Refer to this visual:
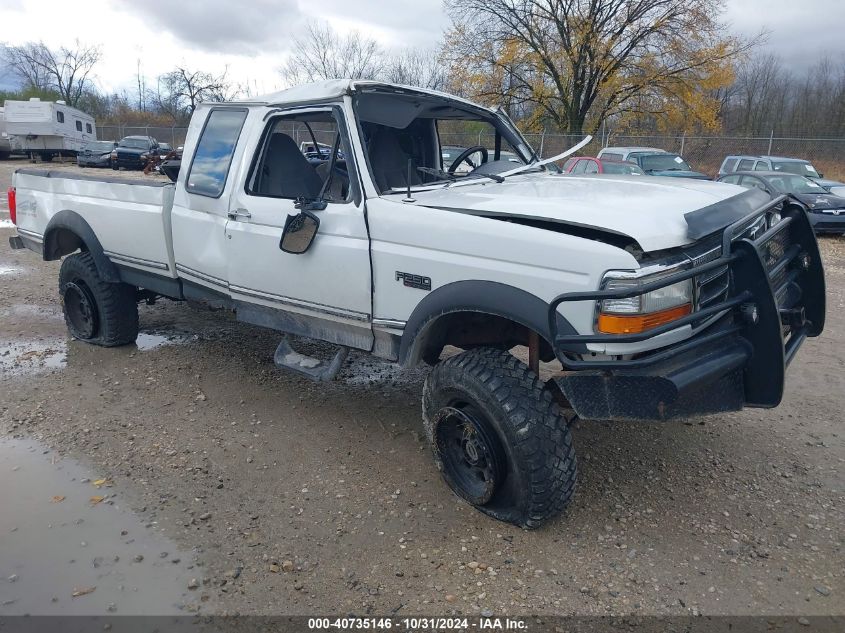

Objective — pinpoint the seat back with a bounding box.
[368,127,422,192]
[259,133,323,199]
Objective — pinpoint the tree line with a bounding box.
[1,0,843,137]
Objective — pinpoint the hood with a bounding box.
[117,147,147,155]
[792,192,845,210]
[405,173,752,252]
[645,170,711,180]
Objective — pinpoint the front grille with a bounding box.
[689,244,730,312]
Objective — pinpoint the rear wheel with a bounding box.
[59,252,139,346]
[422,347,577,529]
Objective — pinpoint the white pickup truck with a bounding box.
[7,80,826,528]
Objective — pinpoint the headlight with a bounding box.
[768,210,782,227]
[140,153,149,160]
[110,151,117,159]
[597,268,693,334]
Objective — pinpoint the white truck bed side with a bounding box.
[12,170,176,277]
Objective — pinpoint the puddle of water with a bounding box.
[0,265,24,276]
[0,304,63,320]
[0,330,196,377]
[0,340,67,376]
[135,331,194,351]
[0,437,204,615]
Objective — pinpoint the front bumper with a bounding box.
[549,199,825,420]
[114,154,146,169]
[808,210,845,234]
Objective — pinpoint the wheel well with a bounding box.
[411,311,555,366]
[44,227,86,260]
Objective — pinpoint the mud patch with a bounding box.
[0,436,205,615]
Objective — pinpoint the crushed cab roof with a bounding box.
[234,79,492,111]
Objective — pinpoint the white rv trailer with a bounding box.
[0,107,11,159]
[4,98,96,160]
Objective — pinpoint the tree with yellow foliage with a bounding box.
[443,0,757,134]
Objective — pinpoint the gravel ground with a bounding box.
[0,157,843,617]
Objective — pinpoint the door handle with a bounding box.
[228,208,251,220]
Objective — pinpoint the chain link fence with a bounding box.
[444,131,845,179]
[98,124,845,180]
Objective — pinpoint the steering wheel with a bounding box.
[447,146,488,174]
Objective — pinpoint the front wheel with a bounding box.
[422,348,577,529]
[59,252,139,346]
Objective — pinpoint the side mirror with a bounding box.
[280,210,320,254]
[818,172,824,178]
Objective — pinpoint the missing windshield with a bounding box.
[353,90,536,194]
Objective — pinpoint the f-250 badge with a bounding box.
[395,271,431,291]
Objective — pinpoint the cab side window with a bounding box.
[247,111,352,204]
[754,160,768,171]
[737,159,754,171]
[583,160,599,174]
[186,108,248,198]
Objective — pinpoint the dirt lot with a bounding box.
[0,157,843,617]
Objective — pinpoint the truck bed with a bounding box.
[12,169,176,278]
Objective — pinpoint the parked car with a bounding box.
[157,142,173,158]
[597,146,666,162]
[563,156,645,175]
[625,152,710,180]
[111,135,159,170]
[76,140,118,168]
[718,155,844,191]
[8,79,825,529]
[718,171,845,234]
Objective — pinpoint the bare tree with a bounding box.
[153,66,236,120]
[383,48,448,90]
[4,40,101,107]
[281,22,382,85]
[443,0,759,133]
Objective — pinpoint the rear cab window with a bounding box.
[601,152,623,161]
[186,108,249,198]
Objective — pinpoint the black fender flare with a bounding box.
[43,210,121,283]
[398,280,584,366]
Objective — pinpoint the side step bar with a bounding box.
[273,336,349,382]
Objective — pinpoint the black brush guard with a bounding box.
[549,198,826,420]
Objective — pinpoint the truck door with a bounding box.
[171,107,249,299]
[225,106,373,350]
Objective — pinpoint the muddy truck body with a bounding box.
[7,80,826,527]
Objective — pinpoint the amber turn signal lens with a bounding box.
[597,303,692,334]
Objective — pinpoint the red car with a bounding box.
[562,156,645,175]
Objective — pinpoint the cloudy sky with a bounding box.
[1,0,842,96]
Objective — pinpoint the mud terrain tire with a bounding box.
[59,252,139,346]
[422,347,577,529]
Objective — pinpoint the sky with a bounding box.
[0,0,842,97]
